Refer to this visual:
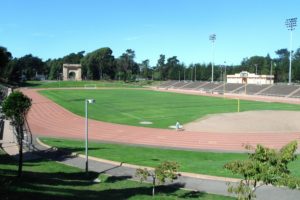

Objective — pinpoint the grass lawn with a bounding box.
[22,80,154,88]
[0,150,234,200]
[40,89,300,128]
[40,138,300,178]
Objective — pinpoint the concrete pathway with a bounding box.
[0,119,19,155]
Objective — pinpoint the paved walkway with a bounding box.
[21,88,300,152]
[0,119,19,155]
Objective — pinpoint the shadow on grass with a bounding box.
[105,175,132,183]
[1,148,232,200]
[20,82,45,88]
[0,152,217,200]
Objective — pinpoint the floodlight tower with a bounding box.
[285,17,297,84]
[209,34,216,82]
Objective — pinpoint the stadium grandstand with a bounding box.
[157,81,300,98]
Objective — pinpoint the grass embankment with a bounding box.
[0,149,234,200]
[22,80,156,88]
[40,138,300,178]
[40,89,300,128]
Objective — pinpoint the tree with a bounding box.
[2,91,32,177]
[156,54,166,80]
[17,54,45,80]
[47,58,63,80]
[0,46,12,79]
[63,51,85,64]
[3,54,45,83]
[3,58,21,83]
[116,49,138,81]
[140,59,150,79]
[292,48,300,82]
[224,141,299,200]
[81,48,115,80]
[135,161,180,196]
[166,56,180,80]
[274,48,289,82]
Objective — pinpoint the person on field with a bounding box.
[176,121,180,131]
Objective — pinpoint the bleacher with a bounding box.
[198,82,223,92]
[158,81,178,88]
[170,81,190,88]
[233,84,270,95]
[224,83,244,92]
[181,81,207,90]
[259,84,300,97]
[213,83,245,93]
[157,81,300,99]
[290,89,300,98]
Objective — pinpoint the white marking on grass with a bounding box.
[169,125,183,129]
[139,121,153,125]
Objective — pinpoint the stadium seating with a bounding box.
[233,84,271,95]
[290,88,300,98]
[259,84,300,97]
[158,81,178,88]
[170,81,190,88]
[180,81,207,90]
[198,82,223,92]
[223,83,245,92]
[157,81,300,99]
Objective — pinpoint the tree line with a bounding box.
[1,45,300,84]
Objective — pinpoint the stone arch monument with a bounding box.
[63,64,82,81]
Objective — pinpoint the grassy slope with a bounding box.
[40,138,300,178]
[0,150,234,200]
[22,80,153,88]
[40,89,300,128]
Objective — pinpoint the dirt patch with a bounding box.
[184,110,300,133]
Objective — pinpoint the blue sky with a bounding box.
[1,0,299,66]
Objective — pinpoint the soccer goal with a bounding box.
[84,84,97,89]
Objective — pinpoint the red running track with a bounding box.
[22,89,300,152]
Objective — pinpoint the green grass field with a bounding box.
[40,138,300,178]
[0,150,234,200]
[40,89,300,128]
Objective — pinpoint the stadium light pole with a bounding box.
[194,65,197,81]
[223,61,227,95]
[85,99,95,174]
[224,61,227,82]
[285,17,297,85]
[209,34,216,82]
[220,65,223,82]
[255,64,258,75]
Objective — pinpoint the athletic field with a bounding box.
[40,89,300,129]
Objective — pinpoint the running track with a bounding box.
[22,88,300,152]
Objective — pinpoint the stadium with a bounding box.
[19,81,300,152]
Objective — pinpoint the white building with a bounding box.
[227,71,274,85]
